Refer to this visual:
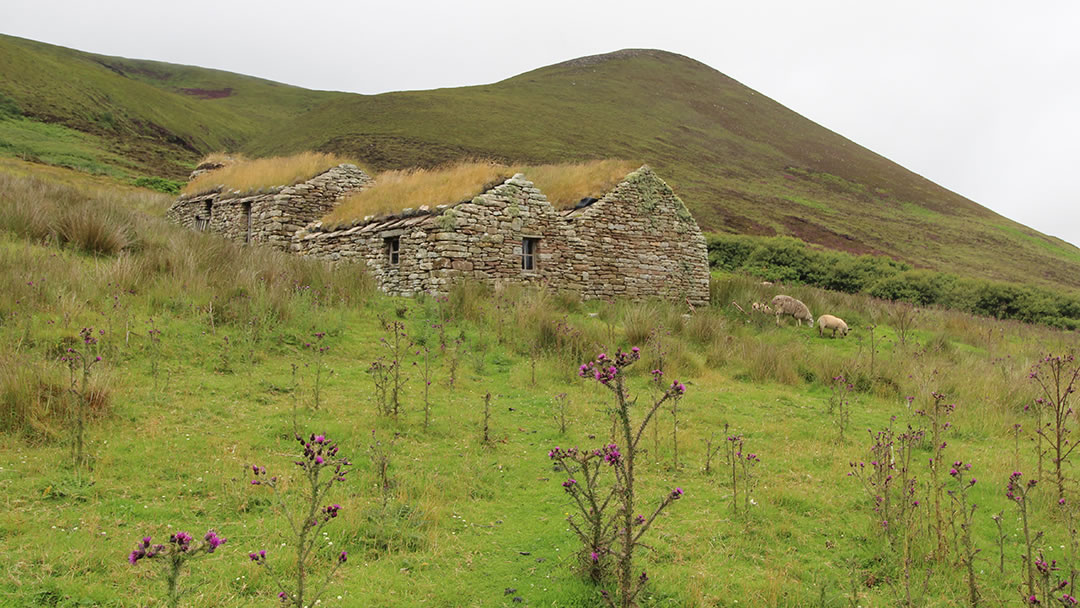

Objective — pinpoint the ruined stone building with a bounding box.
[166,164,371,250]
[168,162,710,305]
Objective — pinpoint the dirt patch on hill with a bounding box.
[780,215,882,256]
[178,88,234,99]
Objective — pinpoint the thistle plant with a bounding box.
[146,317,164,393]
[378,317,411,417]
[893,426,924,607]
[946,460,979,607]
[1029,353,1080,502]
[848,426,896,541]
[724,431,760,514]
[1060,500,1080,601]
[1006,471,1040,602]
[128,529,227,608]
[60,326,103,472]
[548,445,619,582]
[367,358,393,417]
[568,347,686,608]
[702,431,721,475]
[304,332,331,411]
[827,375,854,443]
[889,303,919,347]
[443,330,463,389]
[916,391,955,561]
[413,340,435,430]
[553,392,570,435]
[992,511,1006,575]
[481,392,492,445]
[850,425,923,605]
[368,429,398,507]
[248,432,352,607]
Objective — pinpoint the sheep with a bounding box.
[770,295,813,327]
[817,314,849,338]
[751,301,774,315]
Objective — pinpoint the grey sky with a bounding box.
[6,0,1080,248]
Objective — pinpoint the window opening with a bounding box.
[522,237,539,271]
[386,236,400,265]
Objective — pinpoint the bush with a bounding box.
[707,231,1080,330]
[133,176,183,194]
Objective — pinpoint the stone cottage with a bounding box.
[166,164,371,250]
[291,166,711,305]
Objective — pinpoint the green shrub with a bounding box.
[707,231,1080,330]
[132,176,183,194]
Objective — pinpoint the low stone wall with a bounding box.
[292,168,710,304]
[166,164,371,249]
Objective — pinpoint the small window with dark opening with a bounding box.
[386,236,400,265]
[522,237,539,271]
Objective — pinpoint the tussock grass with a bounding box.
[0,352,112,442]
[322,159,639,228]
[182,152,357,196]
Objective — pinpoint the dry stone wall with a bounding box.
[290,167,710,304]
[166,164,371,249]
[292,175,568,296]
[562,168,710,304]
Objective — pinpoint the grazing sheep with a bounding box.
[817,314,849,338]
[751,301,774,315]
[770,295,813,327]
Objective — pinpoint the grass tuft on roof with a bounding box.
[182,151,359,196]
[521,159,640,209]
[322,159,639,228]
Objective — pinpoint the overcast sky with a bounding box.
[6,0,1080,247]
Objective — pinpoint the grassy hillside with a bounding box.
[247,49,1080,291]
[3,36,1080,293]
[4,169,1080,606]
[0,34,340,179]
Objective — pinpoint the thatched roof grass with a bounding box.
[322,159,639,228]
[183,152,359,196]
[521,159,639,208]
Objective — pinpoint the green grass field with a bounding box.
[3,169,1080,607]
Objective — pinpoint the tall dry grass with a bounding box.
[325,161,508,228]
[1,171,375,324]
[182,152,358,196]
[521,159,639,208]
[0,351,112,442]
[323,158,641,228]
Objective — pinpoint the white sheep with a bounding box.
[751,301,774,315]
[770,295,813,327]
[817,314,849,338]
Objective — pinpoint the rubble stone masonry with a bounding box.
[289,167,710,305]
